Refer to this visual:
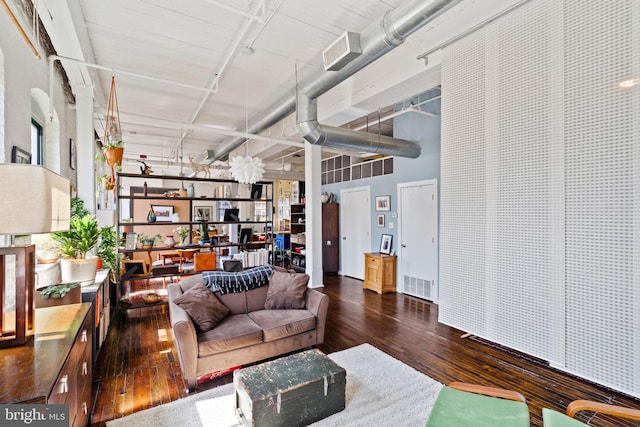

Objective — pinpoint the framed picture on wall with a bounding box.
[380,233,392,255]
[11,146,31,164]
[375,195,390,211]
[69,139,77,170]
[377,214,385,228]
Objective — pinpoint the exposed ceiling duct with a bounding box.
[213,0,461,161]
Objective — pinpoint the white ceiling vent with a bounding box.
[323,32,362,71]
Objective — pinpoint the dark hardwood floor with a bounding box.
[90,275,640,426]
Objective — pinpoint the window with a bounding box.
[31,119,43,165]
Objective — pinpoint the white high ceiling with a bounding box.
[34,0,519,178]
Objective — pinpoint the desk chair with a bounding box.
[543,400,640,426]
[426,382,530,427]
[176,249,198,272]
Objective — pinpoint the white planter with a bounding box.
[60,258,99,284]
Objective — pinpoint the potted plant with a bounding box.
[138,233,161,250]
[101,140,124,167]
[35,282,81,308]
[97,173,116,192]
[50,214,101,283]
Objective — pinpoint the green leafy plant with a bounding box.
[38,282,80,299]
[51,214,101,259]
[138,233,161,247]
[98,225,120,281]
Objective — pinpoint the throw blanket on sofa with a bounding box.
[202,265,273,295]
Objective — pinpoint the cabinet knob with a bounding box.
[59,375,68,394]
[82,362,88,376]
[82,402,88,415]
[81,330,88,342]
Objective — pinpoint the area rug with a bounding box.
[107,343,443,427]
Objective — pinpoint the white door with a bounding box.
[398,180,438,301]
[340,186,371,280]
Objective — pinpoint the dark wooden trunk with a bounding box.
[234,349,346,426]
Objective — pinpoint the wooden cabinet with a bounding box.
[81,269,111,365]
[0,303,92,427]
[363,253,397,294]
[322,203,339,274]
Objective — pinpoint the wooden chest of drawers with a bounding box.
[363,253,397,294]
[0,303,92,427]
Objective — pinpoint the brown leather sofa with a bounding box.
[168,272,329,391]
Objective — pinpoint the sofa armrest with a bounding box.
[168,283,199,388]
[306,288,329,344]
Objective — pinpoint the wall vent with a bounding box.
[323,32,362,71]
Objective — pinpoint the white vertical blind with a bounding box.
[439,0,639,397]
[562,0,639,396]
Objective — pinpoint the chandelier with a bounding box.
[229,155,265,184]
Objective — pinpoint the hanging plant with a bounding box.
[101,76,124,189]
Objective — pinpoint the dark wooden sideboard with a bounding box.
[0,303,92,427]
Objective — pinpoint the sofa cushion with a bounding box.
[248,309,316,342]
[173,283,230,332]
[246,285,270,313]
[176,273,205,293]
[197,314,263,357]
[264,270,309,309]
[216,291,248,314]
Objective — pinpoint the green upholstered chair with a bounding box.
[543,400,640,426]
[426,382,530,427]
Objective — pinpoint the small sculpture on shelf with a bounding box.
[137,159,153,175]
[189,156,211,178]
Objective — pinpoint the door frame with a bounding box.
[397,179,438,302]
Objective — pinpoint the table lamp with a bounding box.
[0,164,70,347]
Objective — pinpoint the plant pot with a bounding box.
[104,147,124,167]
[35,285,81,308]
[60,258,99,284]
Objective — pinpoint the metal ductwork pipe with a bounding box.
[296,92,421,158]
[213,0,460,160]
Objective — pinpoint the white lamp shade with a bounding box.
[0,164,71,234]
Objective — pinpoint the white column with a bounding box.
[304,142,323,287]
[74,84,96,213]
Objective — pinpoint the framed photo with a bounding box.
[193,205,212,221]
[151,204,174,222]
[377,214,385,228]
[122,260,148,277]
[11,146,31,164]
[69,139,76,170]
[380,233,392,255]
[375,195,390,211]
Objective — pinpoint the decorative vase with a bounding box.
[321,192,329,203]
[164,235,175,248]
[171,213,180,222]
[147,206,156,223]
[60,258,99,284]
[187,183,195,198]
[179,235,188,246]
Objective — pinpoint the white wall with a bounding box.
[0,6,76,186]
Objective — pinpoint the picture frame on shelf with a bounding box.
[122,260,148,277]
[377,214,385,228]
[193,205,212,221]
[11,146,31,164]
[375,195,390,211]
[151,205,174,222]
[380,233,392,255]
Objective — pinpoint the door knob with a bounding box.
[401,244,406,248]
